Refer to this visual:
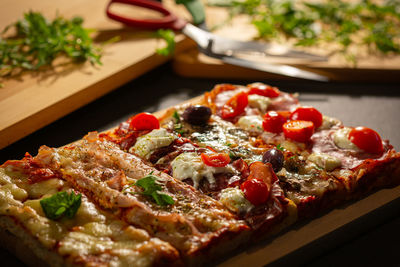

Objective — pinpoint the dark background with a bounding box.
[1,63,400,266]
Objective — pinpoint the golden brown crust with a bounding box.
[1,82,400,267]
[0,216,68,267]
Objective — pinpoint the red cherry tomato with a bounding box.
[277,111,292,120]
[263,111,287,133]
[290,106,323,128]
[240,179,270,205]
[248,161,278,185]
[248,84,280,98]
[129,112,160,131]
[283,120,315,142]
[349,126,384,154]
[201,152,231,167]
[221,91,248,120]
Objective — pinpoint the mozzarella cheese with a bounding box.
[318,115,341,130]
[236,115,263,134]
[170,152,237,188]
[219,187,254,213]
[248,94,271,113]
[333,127,361,151]
[0,167,177,266]
[130,128,176,159]
[308,152,342,171]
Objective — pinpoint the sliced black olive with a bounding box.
[262,148,284,173]
[182,105,211,126]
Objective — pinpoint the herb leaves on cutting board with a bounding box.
[209,0,400,62]
[0,12,103,77]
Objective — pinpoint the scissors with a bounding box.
[106,0,329,81]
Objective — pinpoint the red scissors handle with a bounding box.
[106,0,186,30]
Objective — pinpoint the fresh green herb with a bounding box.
[229,150,240,160]
[225,142,232,147]
[174,123,185,134]
[40,191,81,220]
[276,144,284,151]
[155,29,176,56]
[134,174,174,206]
[0,11,104,77]
[172,110,181,122]
[213,0,400,61]
[176,0,206,25]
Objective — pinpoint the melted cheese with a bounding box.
[219,187,254,213]
[236,115,263,134]
[0,167,178,266]
[333,127,362,151]
[170,152,237,188]
[248,94,271,113]
[318,115,341,130]
[308,152,342,171]
[28,178,65,199]
[130,128,176,159]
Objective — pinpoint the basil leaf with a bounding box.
[135,174,175,206]
[40,191,82,220]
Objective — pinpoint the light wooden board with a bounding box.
[172,6,400,82]
[0,0,194,150]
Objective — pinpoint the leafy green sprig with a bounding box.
[125,173,175,206]
[40,191,82,220]
[0,11,103,77]
[214,0,400,60]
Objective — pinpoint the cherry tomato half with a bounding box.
[248,161,278,185]
[129,112,160,131]
[283,120,315,142]
[277,111,292,120]
[290,106,323,129]
[349,126,384,154]
[201,152,231,167]
[240,179,270,205]
[247,83,280,98]
[263,111,287,133]
[220,91,248,120]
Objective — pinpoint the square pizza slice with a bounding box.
[7,133,250,264]
[0,154,180,266]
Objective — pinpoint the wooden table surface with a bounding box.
[1,63,400,266]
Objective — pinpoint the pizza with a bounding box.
[1,82,399,266]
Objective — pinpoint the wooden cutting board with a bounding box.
[172,6,400,82]
[0,0,194,150]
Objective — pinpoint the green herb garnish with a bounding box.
[134,174,175,206]
[174,123,185,134]
[213,0,400,61]
[0,12,104,77]
[173,110,181,122]
[229,150,240,160]
[276,144,284,151]
[155,29,176,56]
[40,191,82,220]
